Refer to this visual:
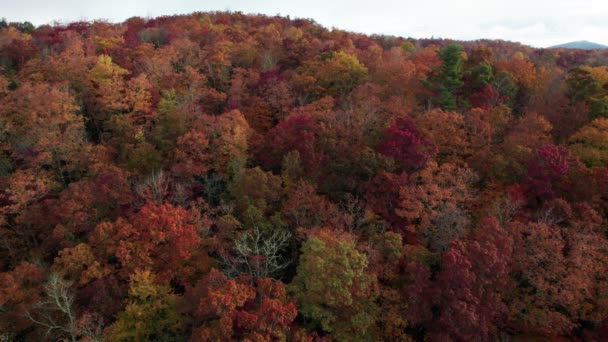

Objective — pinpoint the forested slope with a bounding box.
[1,12,608,341]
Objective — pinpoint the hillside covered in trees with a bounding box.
[2,12,608,341]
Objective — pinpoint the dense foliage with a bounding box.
[1,12,608,341]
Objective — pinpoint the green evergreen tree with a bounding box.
[432,44,465,110]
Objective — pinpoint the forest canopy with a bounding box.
[1,11,608,341]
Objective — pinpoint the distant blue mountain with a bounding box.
[549,40,608,50]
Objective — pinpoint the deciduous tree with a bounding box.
[290,229,378,340]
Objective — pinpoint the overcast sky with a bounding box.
[2,0,608,48]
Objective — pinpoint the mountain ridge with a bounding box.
[549,40,608,50]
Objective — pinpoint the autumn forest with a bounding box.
[2,11,608,341]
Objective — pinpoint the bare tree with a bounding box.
[342,194,365,233]
[536,205,565,227]
[0,331,14,342]
[134,170,169,205]
[171,181,190,207]
[492,195,524,227]
[26,274,103,342]
[223,226,291,281]
[26,274,78,342]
